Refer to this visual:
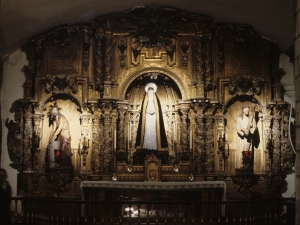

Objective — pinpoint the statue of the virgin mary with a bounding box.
[135,83,168,151]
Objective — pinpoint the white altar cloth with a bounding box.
[81,181,226,200]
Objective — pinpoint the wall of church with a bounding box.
[1,49,27,196]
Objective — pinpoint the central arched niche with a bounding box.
[125,73,182,103]
[125,72,181,164]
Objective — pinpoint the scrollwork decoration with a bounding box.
[45,74,78,94]
[229,75,263,96]
[118,38,127,68]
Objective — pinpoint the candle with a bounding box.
[114,129,117,149]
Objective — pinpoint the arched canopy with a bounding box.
[118,67,189,100]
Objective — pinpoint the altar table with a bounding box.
[81,181,226,218]
[81,181,226,201]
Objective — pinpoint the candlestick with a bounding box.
[173,121,176,141]
[190,129,192,151]
[227,143,230,155]
[114,129,117,149]
[174,141,177,163]
[129,122,131,141]
[191,146,193,170]
[225,133,227,141]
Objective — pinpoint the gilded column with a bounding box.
[204,36,214,99]
[189,105,196,171]
[204,112,215,173]
[100,103,113,173]
[271,108,281,173]
[117,102,129,151]
[215,110,225,172]
[94,28,104,93]
[103,34,113,98]
[23,104,33,172]
[79,109,91,172]
[165,109,174,154]
[130,106,140,155]
[91,106,102,174]
[195,35,205,98]
[179,104,190,153]
[32,102,45,171]
[263,105,273,171]
[191,102,205,173]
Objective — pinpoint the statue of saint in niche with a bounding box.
[235,104,256,168]
[136,83,168,151]
[48,104,73,168]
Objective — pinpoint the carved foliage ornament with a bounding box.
[6,100,33,171]
[45,74,78,94]
[90,7,189,61]
[229,75,263,96]
[128,8,178,50]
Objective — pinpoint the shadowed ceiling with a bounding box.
[0,0,294,59]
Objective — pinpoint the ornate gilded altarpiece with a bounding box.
[6,7,295,199]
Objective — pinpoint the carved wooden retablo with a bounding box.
[5,7,294,199]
